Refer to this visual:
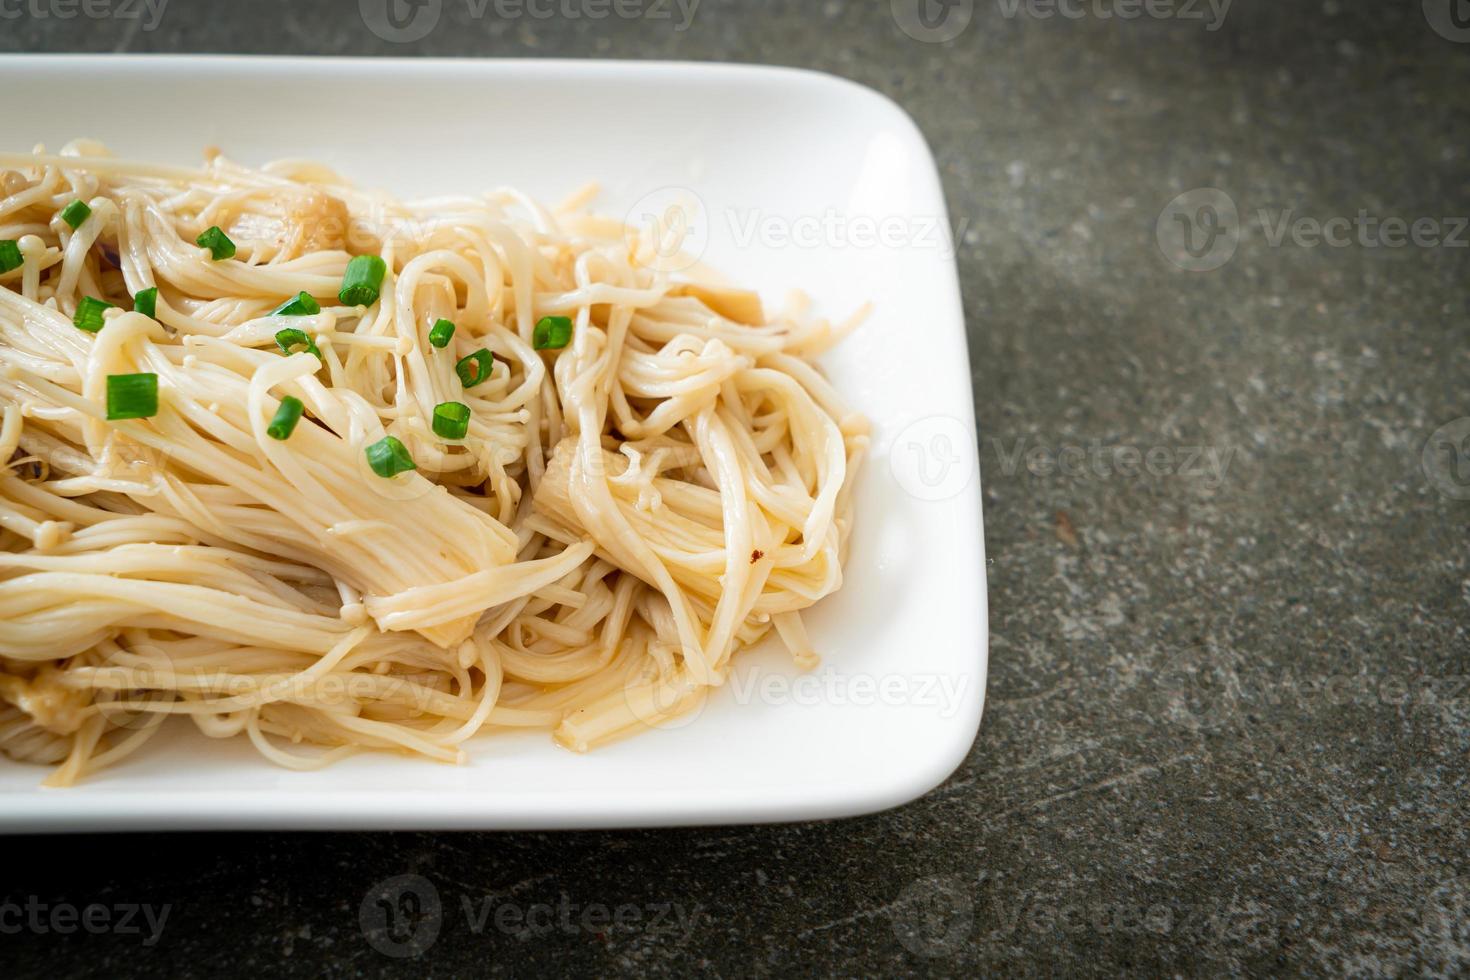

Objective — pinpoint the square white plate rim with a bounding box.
[0,54,987,831]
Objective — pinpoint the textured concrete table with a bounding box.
[6,1,1469,975]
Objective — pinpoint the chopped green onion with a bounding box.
[0,240,22,274]
[338,255,386,307]
[274,327,322,361]
[267,396,305,440]
[455,349,495,388]
[195,226,236,260]
[428,318,456,349]
[73,296,113,333]
[105,373,158,420]
[365,435,415,478]
[533,315,573,350]
[133,286,158,319]
[432,401,471,440]
[271,291,321,317]
[60,200,91,229]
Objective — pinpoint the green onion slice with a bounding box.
[60,200,91,229]
[73,296,114,333]
[432,401,471,440]
[455,349,495,388]
[365,435,416,478]
[533,315,573,350]
[267,396,305,440]
[133,286,159,319]
[195,226,236,260]
[271,292,321,317]
[338,255,387,307]
[274,327,322,361]
[0,240,22,274]
[106,373,158,420]
[428,318,456,349]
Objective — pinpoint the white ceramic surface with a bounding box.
[0,55,986,830]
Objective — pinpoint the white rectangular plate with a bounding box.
[0,55,986,830]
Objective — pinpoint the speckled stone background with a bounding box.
[4,0,1469,976]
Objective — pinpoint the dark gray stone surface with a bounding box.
[4,1,1469,976]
